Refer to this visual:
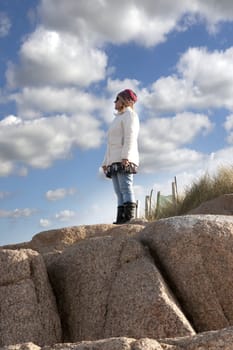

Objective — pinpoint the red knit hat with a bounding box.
[118,89,137,103]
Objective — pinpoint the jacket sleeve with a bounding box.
[102,139,108,166]
[102,153,107,167]
[121,110,139,161]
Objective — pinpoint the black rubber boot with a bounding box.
[113,206,125,224]
[124,202,137,222]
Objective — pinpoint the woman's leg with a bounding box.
[118,173,136,221]
[111,174,125,224]
[111,174,124,206]
[117,173,135,204]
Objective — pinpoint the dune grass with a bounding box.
[152,165,233,220]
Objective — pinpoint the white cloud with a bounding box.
[207,147,233,171]
[224,114,233,144]
[139,112,213,173]
[38,0,233,47]
[46,187,76,201]
[12,87,105,119]
[141,112,212,150]
[55,209,76,221]
[39,218,51,227]
[224,114,233,131]
[7,27,107,88]
[0,113,104,176]
[39,0,187,47]
[141,147,206,174]
[144,47,233,113]
[140,112,212,150]
[0,208,36,219]
[0,12,11,37]
[178,47,233,98]
[0,161,15,177]
[0,115,22,126]
[194,0,233,32]
[40,210,77,227]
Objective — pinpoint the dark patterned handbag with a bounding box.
[105,162,138,178]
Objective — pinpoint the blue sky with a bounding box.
[1,0,233,245]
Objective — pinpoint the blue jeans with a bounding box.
[111,172,135,206]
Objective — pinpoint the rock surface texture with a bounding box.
[48,236,194,342]
[139,215,233,332]
[3,327,233,349]
[2,210,233,349]
[188,193,233,215]
[0,249,62,347]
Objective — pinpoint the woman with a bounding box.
[102,89,140,224]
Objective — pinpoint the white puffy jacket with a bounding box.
[102,106,139,166]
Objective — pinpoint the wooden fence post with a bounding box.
[145,195,150,219]
[135,200,140,218]
[144,177,179,220]
[155,191,161,217]
[172,182,176,203]
[174,176,178,202]
[149,189,153,217]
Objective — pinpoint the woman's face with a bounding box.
[114,96,124,112]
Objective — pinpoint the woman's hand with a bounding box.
[102,165,107,173]
[122,159,129,166]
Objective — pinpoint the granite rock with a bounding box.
[48,236,194,342]
[0,249,62,347]
[139,215,233,332]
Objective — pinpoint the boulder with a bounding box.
[139,215,233,332]
[2,344,41,350]
[48,235,194,342]
[0,249,62,347]
[162,326,233,349]
[0,338,164,350]
[4,327,233,349]
[189,193,233,215]
[1,224,146,273]
[2,223,145,256]
[4,215,233,348]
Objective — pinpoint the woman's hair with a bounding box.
[118,89,137,107]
